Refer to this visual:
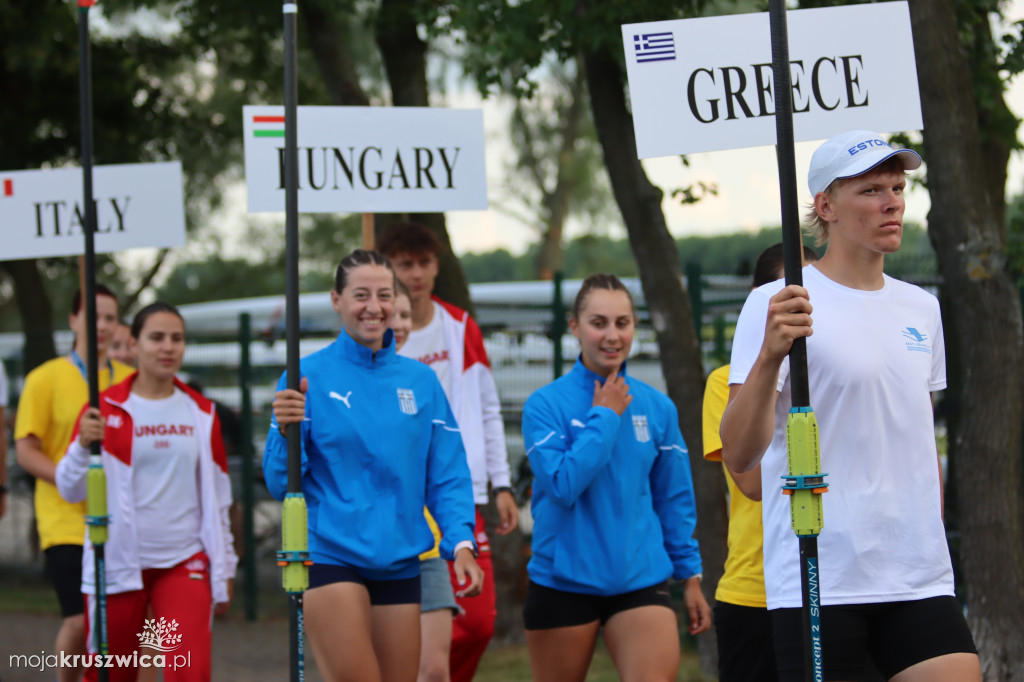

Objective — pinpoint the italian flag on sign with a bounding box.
[252,115,285,138]
[2,179,11,197]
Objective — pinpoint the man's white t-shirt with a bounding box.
[729,265,954,609]
[0,362,7,407]
[400,302,454,400]
[127,389,203,569]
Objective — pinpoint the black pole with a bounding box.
[552,272,564,379]
[284,13,300,487]
[78,3,99,438]
[768,3,823,681]
[239,313,258,622]
[282,3,305,682]
[78,2,109,679]
[768,1,809,405]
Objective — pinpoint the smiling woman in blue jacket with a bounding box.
[521,273,711,682]
[263,249,483,682]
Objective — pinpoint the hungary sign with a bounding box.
[243,106,488,213]
[622,2,922,158]
[0,162,186,261]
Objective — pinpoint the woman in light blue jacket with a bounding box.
[521,273,710,682]
[264,249,483,682]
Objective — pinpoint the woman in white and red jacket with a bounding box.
[57,302,237,682]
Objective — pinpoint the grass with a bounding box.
[0,568,713,681]
[0,569,59,614]
[475,641,711,681]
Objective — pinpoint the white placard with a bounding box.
[243,106,488,213]
[0,161,186,261]
[623,2,922,158]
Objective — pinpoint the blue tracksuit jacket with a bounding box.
[263,328,475,578]
[522,358,703,595]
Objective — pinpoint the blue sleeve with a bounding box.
[651,400,703,580]
[522,390,620,508]
[262,370,310,501]
[424,382,476,560]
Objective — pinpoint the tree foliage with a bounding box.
[459,224,936,283]
[496,58,616,279]
[0,0,256,366]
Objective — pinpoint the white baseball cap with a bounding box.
[808,130,922,196]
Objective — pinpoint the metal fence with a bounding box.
[0,270,898,617]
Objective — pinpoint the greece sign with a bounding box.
[243,106,488,213]
[0,161,186,261]
[622,2,922,158]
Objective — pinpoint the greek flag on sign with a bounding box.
[633,32,676,63]
[633,415,651,443]
[397,388,417,415]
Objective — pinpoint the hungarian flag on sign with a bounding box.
[252,115,285,138]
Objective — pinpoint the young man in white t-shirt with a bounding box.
[379,222,517,682]
[720,131,980,682]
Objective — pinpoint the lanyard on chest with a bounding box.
[70,349,114,387]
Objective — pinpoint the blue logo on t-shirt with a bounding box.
[902,327,930,353]
[902,327,926,342]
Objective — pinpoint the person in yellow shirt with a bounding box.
[703,244,815,682]
[15,284,134,682]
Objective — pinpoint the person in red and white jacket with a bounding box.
[57,302,237,682]
[380,223,517,682]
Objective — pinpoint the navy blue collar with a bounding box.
[569,355,628,389]
[335,327,396,368]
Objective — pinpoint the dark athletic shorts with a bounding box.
[714,601,778,682]
[523,580,673,630]
[44,545,85,618]
[772,596,977,681]
[308,563,421,605]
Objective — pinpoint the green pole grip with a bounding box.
[785,408,826,537]
[279,493,309,594]
[86,456,109,544]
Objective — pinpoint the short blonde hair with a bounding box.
[803,201,830,247]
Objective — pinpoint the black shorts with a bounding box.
[308,563,421,606]
[523,580,672,630]
[44,545,84,618]
[772,596,977,681]
[714,601,778,682]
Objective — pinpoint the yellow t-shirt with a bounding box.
[419,508,442,561]
[14,356,134,550]
[702,364,767,608]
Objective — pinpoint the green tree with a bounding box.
[0,0,266,368]
[155,214,360,305]
[460,248,528,283]
[491,58,616,279]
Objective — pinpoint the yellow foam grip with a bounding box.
[786,409,825,537]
